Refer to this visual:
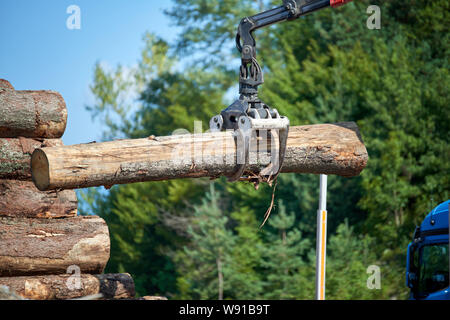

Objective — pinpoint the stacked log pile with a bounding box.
[0,79,135,300]
[1,78,368,300]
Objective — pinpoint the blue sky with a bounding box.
[0,0,178,145]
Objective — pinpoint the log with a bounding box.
[0,138,62,180]
[0,180,77,218]
[0,79,67,138]
[31,122,368,191]
[0,284,26,300]
[0,79,14,91]
[132,296,168,300]
[0,273,135,300]
[0,216,110,276]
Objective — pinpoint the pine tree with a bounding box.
[325,221,387,299]
[259,201,310,299]
[227,207,265,299]
[174,183,236,300]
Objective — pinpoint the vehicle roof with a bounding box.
[421,200,449,232]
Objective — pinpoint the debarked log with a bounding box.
[0,180,77,218]
[0,273,135,300]
[31,122,368,191]
[0,216,110,276]
[0,138,62,180]
[0,79,67,138]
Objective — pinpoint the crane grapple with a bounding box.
[210,0,353,184]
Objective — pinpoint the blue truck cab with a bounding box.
[406,200,449,300]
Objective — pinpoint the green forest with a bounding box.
[79,0,449,299]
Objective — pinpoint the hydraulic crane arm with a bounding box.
[239,0,350,39]
[210,0,352,185]
[237,0,352,92]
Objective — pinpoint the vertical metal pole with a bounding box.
[315,174,328,300]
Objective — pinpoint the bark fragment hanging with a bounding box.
[259,180,278,229]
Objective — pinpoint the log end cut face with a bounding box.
[31,149,50,191]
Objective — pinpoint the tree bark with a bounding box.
[0,273,135,300]
[0,79,14,91]
[124,296,168,300]
[0,79,67,138]
[0,180,77,218]
[0,138,62,180]
[0,284,26,300]
[0,216,110,276]
[31,122,368,191]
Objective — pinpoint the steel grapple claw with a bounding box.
[209,101,289,183]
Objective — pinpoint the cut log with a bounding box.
[0,180,77,218]
[0,79,14,90]
[0,216,110,276]
[132,296,168,300]
[31,122,368,191]
[0,273,135,300]
[0,284,26,300]
[0,138,62,180]
[0,79,67,138]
